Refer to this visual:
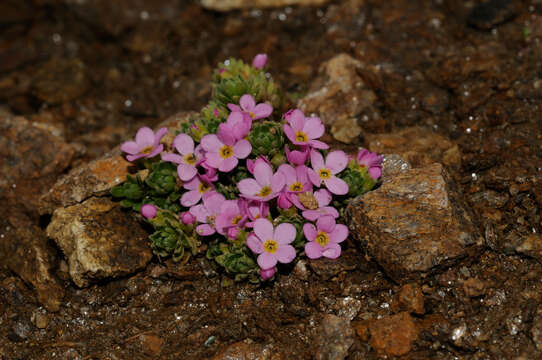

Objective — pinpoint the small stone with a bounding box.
[292,260,310,281]
[463,278,487,297]
[11,319,32,341]
[211,341,282,360]
[369,127,462,169]
[313,314,355,360]
[394,283,424,315]
[380,154,411,183]
[308,251,358,280]
[513,234,542,264]
[346,163,481,282]
[200,0,330,11]
[367,312,419,357]
[31,311,49,329]
[46,197,152,287]
[298,54,380,140]
[139,334,164,356]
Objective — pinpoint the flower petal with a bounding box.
[316,215,336,233]
[308,140,329,150]
[324,177,349,195]
[240,94,256,111]
[330,224,348,243]
[326,150,349,174]
[173,133,194,155]
[305,242,323,259]
[228,104,241,112]
[219,156,238,172]
[161,153,183,164]
[153,127,168,146]
[233,139,251,159]
[254,218,274,242]
[126,153,147,162]
[238,178,261,196]
[189,204,209,222]
[310,150,324,170]
[146,144,164,158]
[369,166,382,180]
[254,161,273,186]
[283,124,297,144]
[196,224,215,236]
[314,189,332,206]
[252,103,273,119]
[307,168,321,187]
[135,127,154,146]
[120,141,141,155]
[288,109,305,130]
[246,234,264,254]
[201,134,222,152]
[303,223,317,241]
[273,223,297,244]
[183,176,200,190]
[204,193,226,214]
[275,244,296,264]
[322,243,341,259]
[304,117,324,139]
[270,173,285,193]
[177,163,197,181]
[257,252,277,269]
[278,164,296,184]
[301,210,321,222]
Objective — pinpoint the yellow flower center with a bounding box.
[206,215,216,225]
[318,168,332,180]
[141,146,154,154]
[249,112,256,119]
[295,131,308,143]
[232,215,243,225]
[198,182,210,194]
[264,239,278,253]
[184,153,197,165]
[289,182,304,192]
[219,145,234,159]
[259,186,272,198]
[315,231,330,247]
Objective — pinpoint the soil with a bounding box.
[1,0,541,359]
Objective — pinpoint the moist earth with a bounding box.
[1,0,541,359]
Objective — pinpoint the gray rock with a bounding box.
[346,163,482,282]
[46,197,152,287]
[313,314,354,360]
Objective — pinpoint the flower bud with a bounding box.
[141,204,157,219]
[252,54,267,69]
[180,211,195,225]
[260,267,275,280]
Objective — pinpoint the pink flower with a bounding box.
[240,200,269,227]
[252,53,268,69]
[141,204,157,219]
[283,109,328,150]
[199,162,219,183]
[308,150,349,195]
[303,215,348,259]
[189,192,226,236]
[260,267,275,280]
[276,164,312,209]
[200,132,251,172]
[238,161,285,201]
[215,200,247,236]
[227,94,273,121]
[247,156,270,174]
[301,189,339,221]
[180,211,195,225]
[357,149,383,180]
[246,218,297,270]
[161,133,202,181]
[180,176,215,207]
[218,111,251,141]
[121,127,168,162]
[285,145,309,165]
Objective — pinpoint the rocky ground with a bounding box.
[1,0,541,359]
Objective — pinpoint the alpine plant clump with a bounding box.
[112,54,383,282]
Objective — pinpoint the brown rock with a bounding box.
[514,234,542,264]
[298,54,379,143]
[313,314,354,360]
[0,115,75,211]
[0,219,64,312]
[531,313,542,351]
[211,341,283,360]
[463,278,487,297]
[394,283,424,315]
[369,127,461,169]
[380,154,411,183]
[367,312,419,357]
[201,0,330,12]
[39,111,196,214]
[46,197,152,287]
[138,334,164,356]
[346,163,481,282]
